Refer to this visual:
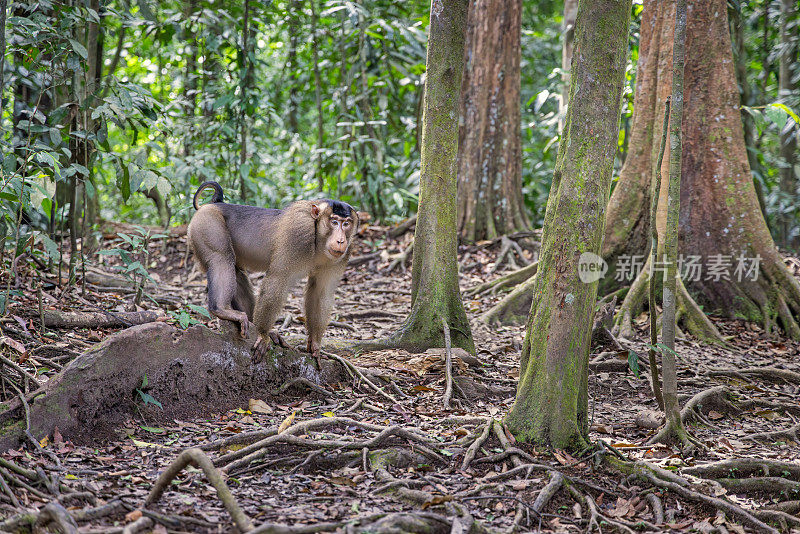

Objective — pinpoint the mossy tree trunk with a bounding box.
[504,0,631,449]
[455,0,529,243]
[658,0,693,447]
[609,0,800,340]
[559,0,578,133]
[389,0,474,354]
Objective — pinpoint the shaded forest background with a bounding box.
[2,0,796,290]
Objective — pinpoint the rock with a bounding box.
[635,409,664,430]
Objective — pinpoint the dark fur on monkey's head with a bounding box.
[322,199,356,220]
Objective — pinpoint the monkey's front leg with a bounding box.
[252,273,292,362]
[304,266,344,365]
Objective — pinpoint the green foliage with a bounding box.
[135,374,163,409]
[98,226,164,305]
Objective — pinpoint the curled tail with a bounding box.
[192,181,224,210]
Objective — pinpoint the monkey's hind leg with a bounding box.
[232,267,255,320]
[207,260,251,338]
[304,266,345,362]
[252,272,294,361]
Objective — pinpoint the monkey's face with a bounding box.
[311,202,358,260]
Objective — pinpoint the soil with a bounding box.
[0,224,798,533]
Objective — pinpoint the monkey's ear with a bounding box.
[311,203,320,219]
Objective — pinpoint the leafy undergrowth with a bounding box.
[0,224,799,533]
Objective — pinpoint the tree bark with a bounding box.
[389,0,474,353]
[504,0,631,449]
[659,0,691,445]
[778,0,797,250]
[559,0,578,133]
[606,0,800,339]
[456,0,529,243]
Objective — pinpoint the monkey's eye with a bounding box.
[331,220,340,227]
[342,221,351,229]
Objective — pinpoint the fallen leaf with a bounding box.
[249,399,274,414]
[707,410,724,420]
[278,411,296,434]
[125,510,142,522]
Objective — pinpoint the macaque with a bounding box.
[187,181,358,360]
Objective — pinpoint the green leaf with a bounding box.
[765,104,788,130]
[188,304,211,318]
[627,351,641,378]
[178,311,190,328]
[771,103,799,124]
[137,390,163,409]
[49,128,61,146]
[140,426,165,434]
[68,39,89,60]
[40,234,61,262]
[141,374,149,388]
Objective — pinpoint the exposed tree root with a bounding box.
[705,367,800,385]
[460,418,493,471]
[214,418,443,474]
[747,423,800,443]
[682,458,800,479]
[612,265,724,343]
[532,471,564,515]
[383,241,413,273]
[34,501,79,534]
[488,235,531,274]
[466,261,537,297]
[609,458,779,534]
[481,271,537,325]
[146,447,254,532]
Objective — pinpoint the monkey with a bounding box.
[187,181,358,361]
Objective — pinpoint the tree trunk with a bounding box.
[559,0,578,133]
[659,0,692,446]
[456,0,529,243]
[389,0,474,354]
[239,0,253,203]
[607,0,800,340]
[504,0,631,449]
[778,0,797,250]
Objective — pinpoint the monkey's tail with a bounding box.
[192,181,224,210]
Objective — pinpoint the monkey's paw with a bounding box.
[269,331,290,349]
[306,339,323,367]
[238,319,250,339]
[253,334,270,362]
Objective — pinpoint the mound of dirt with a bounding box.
[2,322,343,447]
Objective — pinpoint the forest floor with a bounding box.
[0,222,799,533]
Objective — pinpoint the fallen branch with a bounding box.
[42,310,163,329]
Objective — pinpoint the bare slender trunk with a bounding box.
[660,0,688,443]
[559,0,578,133]
[504,0,631,449]
[389,0,474,354]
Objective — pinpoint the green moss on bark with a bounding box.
[504,0,632,450]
